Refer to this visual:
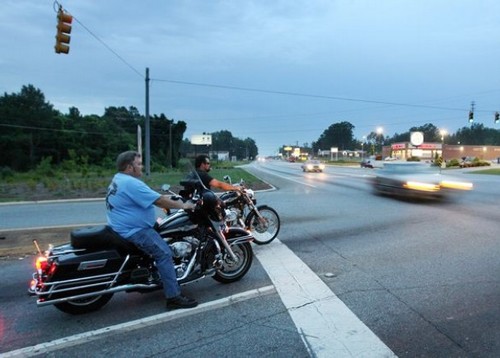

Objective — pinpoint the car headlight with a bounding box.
[319,164,325,170]
[440,180,473,190]
[403,181,440,192]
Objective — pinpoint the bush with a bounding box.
[457,157,491,168]
[35,157,56,177]
[0,166,14,180]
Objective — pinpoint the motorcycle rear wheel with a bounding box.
[54,293,114,315]
[213,242,253,283]
[245,205,280,245]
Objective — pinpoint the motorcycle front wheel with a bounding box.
[245,205,280,245]
[213,242,253,284]
[54,293,114,315]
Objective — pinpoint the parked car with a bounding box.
[372,162,473,200]
[459,158,474,168]
[301,160,325,172]
[360,159,374,168]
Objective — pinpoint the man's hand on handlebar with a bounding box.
[182,200,196,211]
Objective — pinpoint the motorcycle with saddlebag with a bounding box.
[28,178,254,314]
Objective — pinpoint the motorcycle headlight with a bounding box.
[225,209,238,222]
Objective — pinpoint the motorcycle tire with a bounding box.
[245,205,280,245]
[54,293,114,315]
[213,242,253,284]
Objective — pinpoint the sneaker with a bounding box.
[166,294,198,310]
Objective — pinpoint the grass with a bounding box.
[0,160,266,202]
[145,165,264,191]
[467,168,500,175]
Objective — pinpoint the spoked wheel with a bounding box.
[54,293,114,315]
[245,205,280,245]
[213,242,253,283]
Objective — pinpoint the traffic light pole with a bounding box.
[145,67,151,177]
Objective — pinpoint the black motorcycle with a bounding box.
[28,178,254,314]
[220,176,280,245]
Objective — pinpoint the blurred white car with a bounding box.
[372,162,473,199]
[301,160,325,172]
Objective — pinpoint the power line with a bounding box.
[0,123,103,135]
[73,17,143,79]
[152,77,472,112]
[0,122,171,138]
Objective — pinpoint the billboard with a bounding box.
[191,134,212,145]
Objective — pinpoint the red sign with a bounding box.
[392,143,406,150]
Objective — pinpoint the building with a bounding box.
[382,143,500,162]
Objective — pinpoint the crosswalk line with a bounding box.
[254,239,397,358]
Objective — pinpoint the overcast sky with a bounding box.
[2,0,500,156]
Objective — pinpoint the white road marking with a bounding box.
[1,286,275,357]
[247,164,318,188]
[254,239,397,358]
[4,236,396,358]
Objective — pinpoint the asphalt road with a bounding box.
[1,160,499,357]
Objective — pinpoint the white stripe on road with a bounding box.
[247,164,318,188]
[1,286,275,357]
[254,239,397,358]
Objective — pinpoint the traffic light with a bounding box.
[55,9,72,54]
[495,112,499,124]
[468,110,474,123]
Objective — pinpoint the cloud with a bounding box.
[2,0,500,155]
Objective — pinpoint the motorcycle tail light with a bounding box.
[35,256,55,275]
[35,256,48,271]
[29,279,38,293]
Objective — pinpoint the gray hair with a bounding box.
[116,151,140,172]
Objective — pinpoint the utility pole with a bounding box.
[145,67,150,177]
[169,120,173,168]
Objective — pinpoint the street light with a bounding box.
[440,129,447,167]
[361,135,366,159]
[440,129,447,142]
[376,127,383,156]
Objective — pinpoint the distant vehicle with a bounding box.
[372,162,473,200]
[301,160,325,172]
[459,158,474,168]
[360,159,374,168]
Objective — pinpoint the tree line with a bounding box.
[303,121,500,156]
[0,85,258,172]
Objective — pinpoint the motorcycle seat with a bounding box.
[70,225,143,256]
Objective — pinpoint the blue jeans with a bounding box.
[126,228,181,299]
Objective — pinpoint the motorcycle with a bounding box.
[220,175,280,245]
[28,178,254,315]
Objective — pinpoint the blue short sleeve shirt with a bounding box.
[106,173,161,238]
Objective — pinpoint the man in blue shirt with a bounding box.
[106,151,197,310]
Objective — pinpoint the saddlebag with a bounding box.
[42,225,144,281]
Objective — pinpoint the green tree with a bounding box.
[0,84,57,170]
[312,121,356,153]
